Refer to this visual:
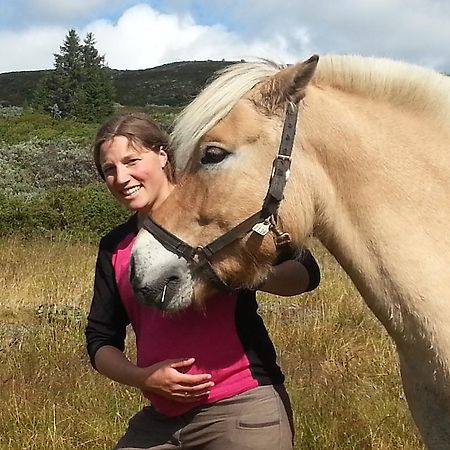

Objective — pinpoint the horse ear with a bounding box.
[255,55,319,109]
[287,54,319,103]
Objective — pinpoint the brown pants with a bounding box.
[114,385,294,450]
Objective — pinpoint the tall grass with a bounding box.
[0,236,423,449]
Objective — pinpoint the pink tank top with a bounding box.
[112,233,258,416]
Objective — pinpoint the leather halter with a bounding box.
[141,102,299,290]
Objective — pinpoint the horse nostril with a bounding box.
[157,276,181,306]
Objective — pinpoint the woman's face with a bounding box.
[99,135,173,212]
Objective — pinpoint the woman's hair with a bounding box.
[93,113,175,182]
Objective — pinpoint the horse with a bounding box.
[129,54,450,449]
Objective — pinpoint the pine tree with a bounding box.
[55,29,84,118]
[32,29,114,122]
[74,33,114,121]
[32,29,82,118]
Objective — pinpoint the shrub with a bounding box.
[0,111,96,144]
[0,184,130,237]
[0,106,23,118]
[0,138,99,197]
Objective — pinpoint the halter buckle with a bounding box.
[269,217,292,248]
[274,232,291,248]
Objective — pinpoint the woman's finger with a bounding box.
[169,357,195,368]
[176,372,213,386]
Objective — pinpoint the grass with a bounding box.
[0,236,424,449]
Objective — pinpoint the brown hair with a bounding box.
[93,113,175,182]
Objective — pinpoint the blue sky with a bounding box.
[0,0,449,73]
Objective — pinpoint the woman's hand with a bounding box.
[95,347,213,403]
[139,357,214,402]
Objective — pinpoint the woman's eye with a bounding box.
[127,158,140,166]
[200,146,230,165]
[102,166,114,175]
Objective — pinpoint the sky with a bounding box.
[0,0,449,74]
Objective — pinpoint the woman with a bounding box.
[85,113,320,450]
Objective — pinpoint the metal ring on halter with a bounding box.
[184,391,189,398]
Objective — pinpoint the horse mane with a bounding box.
[315,55,450,125]
[171,55,450,170]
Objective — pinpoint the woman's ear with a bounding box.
[159,148,168,168]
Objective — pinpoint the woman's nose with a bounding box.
[115,165,130,184]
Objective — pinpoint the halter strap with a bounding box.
[141,102,299,289]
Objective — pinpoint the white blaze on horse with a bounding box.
[130,54,450,449]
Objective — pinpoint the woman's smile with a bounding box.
[121,185,142,198]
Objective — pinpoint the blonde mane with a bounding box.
[315,55,450,124]
[171,55,450,170]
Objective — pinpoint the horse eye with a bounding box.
[200,146,230,165]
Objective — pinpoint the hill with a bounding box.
[0,60,236,107]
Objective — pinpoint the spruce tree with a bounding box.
[73,33,114,121]
[32,29,114,122]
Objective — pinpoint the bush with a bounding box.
[0,106,23,118]
[0,184,130,237]
[0,138,99,197]
[0,111,96,144]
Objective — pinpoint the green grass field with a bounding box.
[0,236,424,449]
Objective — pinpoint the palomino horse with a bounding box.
[130,55,450,449]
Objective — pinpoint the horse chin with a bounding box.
[192,278,221,308]
[158,282,195,312]
[213,251,273,292]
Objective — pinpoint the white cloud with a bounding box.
[160,0,450,71]
[0,1,449,73]
[0,3,306,73]
[82,4,307,69]
[0,27,66,72]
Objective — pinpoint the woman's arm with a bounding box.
[259,247,321,296]
[94,346,214,402]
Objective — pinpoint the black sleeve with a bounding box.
[85,240,130,370]
[295,247,321,292]
[274,244,321,292]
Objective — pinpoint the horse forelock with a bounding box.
[171,60,284,171]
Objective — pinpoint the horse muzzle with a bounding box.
[130,229,195,311]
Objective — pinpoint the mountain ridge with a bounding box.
[0,60,237,108]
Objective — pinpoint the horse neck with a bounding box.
[288,85,447,332]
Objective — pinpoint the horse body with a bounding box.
[301,85,450,448]
[130,55,450,448]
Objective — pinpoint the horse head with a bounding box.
[130,55,320,311]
